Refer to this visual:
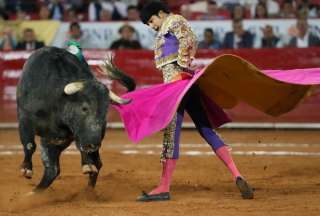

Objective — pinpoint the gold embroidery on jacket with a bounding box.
[154,14,197,69]
[161,63,182,83]
[155,53,179,69]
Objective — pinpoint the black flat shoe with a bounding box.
[236,177,254,199]
[136,191,170,202]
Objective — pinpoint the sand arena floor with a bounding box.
[0,129,320,216]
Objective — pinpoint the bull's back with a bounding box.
[17,47,95,136]
[17,47,94,108]
[19,47,93,94]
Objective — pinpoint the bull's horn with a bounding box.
[109,90,131,104]
[64,82,84,95]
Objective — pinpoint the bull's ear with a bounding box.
[64,82,85,95]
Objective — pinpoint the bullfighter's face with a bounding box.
[147,10,168,32]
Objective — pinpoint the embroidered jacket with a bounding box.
[154,14,197,70]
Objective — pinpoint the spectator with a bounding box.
[107,0,128,20]
[0,1,8,20]
[217,0,239,11]
[123,0,138,6]
[197,0,228,20]
[88,0,103,21]
[0,8,8,20]
[65,7,79,22]
[89,0,128,21]
[231,4,247,19]
[279,0,296,18]
[261,25,281,48]
[179,0,208,14]
[99,8,112,21]
[48,0,65,20]
[89,0,127,21]
[16,28,45,51]
[223,19,254,49]
[180,4,192,20]
[288,17,320,47]
[38,5,51,20]
[242,0,279,18]
[198,28,221,49]
[65,0,87,13]
[16,9,30,20]
[258,0,279,17]
[296,0,318,18]
[67,22,82,41]
[254,2,268,18]
[5,0,38,13]
[259,0,280,17]
[126,5,140,21]
[65,22,91,48]
[0,27,17,51]
[110,24,141,49]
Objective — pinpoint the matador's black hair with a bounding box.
[140,1,170,24]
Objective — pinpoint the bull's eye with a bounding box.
[82,107,88,112]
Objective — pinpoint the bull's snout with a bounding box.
[81,143,99,153]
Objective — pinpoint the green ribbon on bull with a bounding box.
[66,40,84,62]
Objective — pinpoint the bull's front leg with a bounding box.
[18,116,36,179]
[81,150,102,188]
[34,139,69,192]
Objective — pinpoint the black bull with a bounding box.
[17,47,135,192]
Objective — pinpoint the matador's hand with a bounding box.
[182,64,202,74]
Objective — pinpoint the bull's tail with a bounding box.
[98,55,136,92]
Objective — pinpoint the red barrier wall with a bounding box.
[1,48,320,124]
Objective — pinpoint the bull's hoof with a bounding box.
[21,168,33,179]
[82,164,98,174]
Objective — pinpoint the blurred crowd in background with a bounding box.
[1,0,320,51]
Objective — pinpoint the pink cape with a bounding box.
[113,54,319,143]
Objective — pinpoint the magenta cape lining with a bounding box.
[113,54,318,143]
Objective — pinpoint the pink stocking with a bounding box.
[215,146,241,181]
[149,159,177,195]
